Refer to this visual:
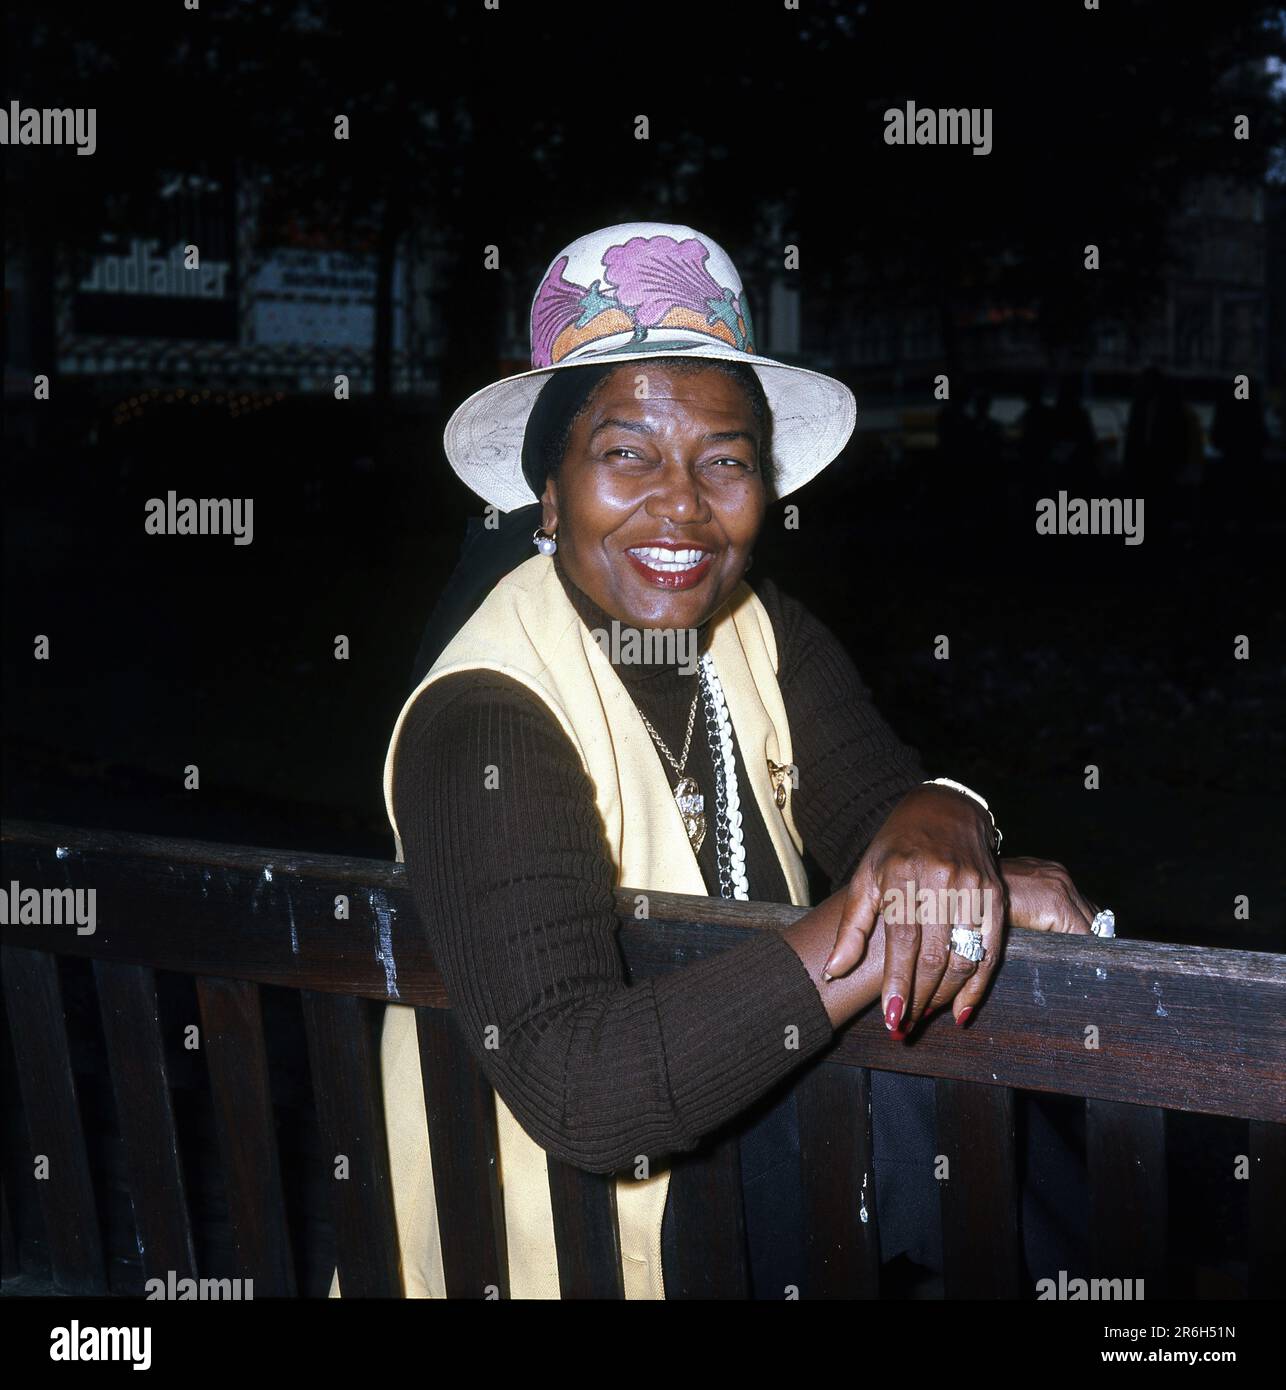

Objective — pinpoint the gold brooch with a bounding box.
[766,759,792,810]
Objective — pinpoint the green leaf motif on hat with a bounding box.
[738,293,755,355]
[706,286,750,352]
[574,279,626,329]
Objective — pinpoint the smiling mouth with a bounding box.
[626,546,710,572]
[624,545,716,589]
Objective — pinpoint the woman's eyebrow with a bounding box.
[590,416,653,438]
[589,418,758,446]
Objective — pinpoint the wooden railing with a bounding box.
[1,820,1283,1299]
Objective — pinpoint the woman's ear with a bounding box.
[541,479,559,534]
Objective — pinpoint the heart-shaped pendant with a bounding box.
[674,776,706,853]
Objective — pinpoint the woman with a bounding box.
[332,222,1108,1300]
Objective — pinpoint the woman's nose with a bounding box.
[646,459,709,523]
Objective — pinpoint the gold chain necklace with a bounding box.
[637,682,706,853]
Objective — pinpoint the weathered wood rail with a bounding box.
[1,820,1283,1299]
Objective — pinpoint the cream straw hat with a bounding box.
[443,221,857,511]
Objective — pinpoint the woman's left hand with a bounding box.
[999,856,1097,935]
[822,791,1102,1035]
[823,785,1004,1035]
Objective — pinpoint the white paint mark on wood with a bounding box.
[369,890,400,999]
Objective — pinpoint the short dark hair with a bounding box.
[530,356,775,497]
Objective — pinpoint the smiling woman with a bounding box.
[329,223,1101,1301]
[541,359,768,624]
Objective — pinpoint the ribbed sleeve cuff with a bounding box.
[652,928,834,1140]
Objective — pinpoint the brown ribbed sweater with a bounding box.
[391,552,929,1174]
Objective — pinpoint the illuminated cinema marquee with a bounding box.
[78,237,231,299]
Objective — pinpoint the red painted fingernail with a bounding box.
[885,995,904,1031]
[956,1006,973,1027]
[890,1028,906,1042]
[924,1006,937,1018]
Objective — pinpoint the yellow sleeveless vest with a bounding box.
[330,552,809,1298]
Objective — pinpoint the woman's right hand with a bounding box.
[1000,856,1097,935]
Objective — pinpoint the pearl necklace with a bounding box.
[699,653,749,900]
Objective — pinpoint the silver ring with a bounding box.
[949,925,985,963]
[1091,908,1116,938]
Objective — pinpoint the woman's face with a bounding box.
[542,364,767,631]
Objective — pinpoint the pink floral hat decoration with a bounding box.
[443,221,857,511]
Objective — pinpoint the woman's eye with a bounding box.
[601,449,752,470]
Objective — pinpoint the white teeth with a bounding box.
[628,546,709,572]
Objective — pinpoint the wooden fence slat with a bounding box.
[414,1006,508,1298]
[1,946,106,1293]
[1248,1120,1285,1300]
[94,960,197,1284]
[797,1061,880,1298]
[545,1159,624,1299]
[196,975,296,1294]
[664,1128,751,1298]
[301,991,401,1297]
[1086,1098,1168,1296]
[935,1079,1022,1298]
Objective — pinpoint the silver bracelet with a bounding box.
[923,777,1002,852]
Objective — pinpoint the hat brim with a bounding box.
[442,333,857,512]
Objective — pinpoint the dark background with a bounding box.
[2,0,1284,1301]
[5,0,1283,943]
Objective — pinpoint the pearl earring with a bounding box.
[533,526,557,555]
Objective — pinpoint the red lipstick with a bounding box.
[623,549,715,590]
